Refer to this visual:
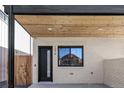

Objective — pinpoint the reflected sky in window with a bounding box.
[71,48,82,59]
[59,47,82,59]
[59,48,70,58]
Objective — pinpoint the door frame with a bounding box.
[38,46,53,82]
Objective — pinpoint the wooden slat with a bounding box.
[15,15,124,37]
[22,25,124,37]
[15,16,124,25]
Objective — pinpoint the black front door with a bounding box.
[38,46,53,82]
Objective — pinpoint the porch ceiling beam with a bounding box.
[4,5,124,15]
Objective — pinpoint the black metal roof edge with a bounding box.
[11,13,124,16]
[4,5,124,15]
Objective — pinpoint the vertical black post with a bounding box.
[8,5,14,88]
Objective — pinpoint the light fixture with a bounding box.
[48,27,52,31]
[98,28,103,31]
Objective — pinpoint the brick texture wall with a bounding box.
[103,58,124,88]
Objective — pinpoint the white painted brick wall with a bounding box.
[103,58,124,88]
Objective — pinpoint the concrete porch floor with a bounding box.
[29,82,111,88]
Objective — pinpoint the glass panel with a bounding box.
[47,50,50,78]
[59,48,70,58]
[0,9,8,88]
[71,48,82,59]
[0,7,34,88]
[0,6,4,12]
[58,47,83,66]
[14,21,33,88]
[15,21,31,54]
[58,48,70,66]
[71,48,82,66]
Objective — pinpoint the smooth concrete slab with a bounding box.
[29,82,111,88]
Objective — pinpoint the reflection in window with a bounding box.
[58,46,83,67]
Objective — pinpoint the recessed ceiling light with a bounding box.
[48,27,52,31]
[98,28,103,31]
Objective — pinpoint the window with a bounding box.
[58,46,83,67]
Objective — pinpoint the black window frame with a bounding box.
[58,46,84,67]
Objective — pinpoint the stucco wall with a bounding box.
[33,37,124,84]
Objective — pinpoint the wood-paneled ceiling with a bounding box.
[15,15,124,37]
